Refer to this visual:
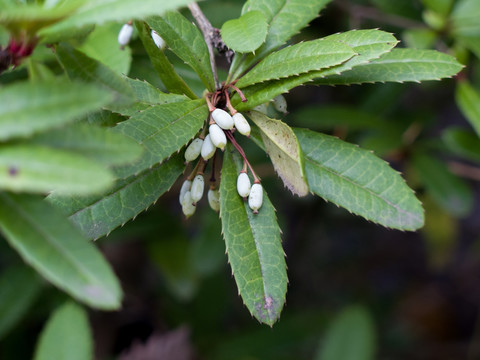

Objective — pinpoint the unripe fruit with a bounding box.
[237,172,251,198]
[179,180,192,205]
[118,23,133,47]
[190,174,205,204]
[233,113,251,136]
[201,134,216,160]
[151,30,165,49]
[211,108,234,130]
[248,183,263,213]
[253,103,268,114]
[184,138,203,162]
[208,188,220,212]
[209,124,227,150]
[181,191,196,217]
[273,94,287,114]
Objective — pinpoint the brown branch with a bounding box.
[448,161,480,182]
[188,2,220,89]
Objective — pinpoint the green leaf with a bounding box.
[56,44,135,109]
[0,78,113,141]
[455,80,480,137]
[39,0,194,38]
[147,12,215,91]
[0,145,114,195]
[315,306,376,360]
[221,11,268,53]
[0,193,122,309]
[233,30,398,111]
[452,0,480,37]
[421,0,454,17]
[0,265,42,339]
[34,302,92,360]
[114,100,207,178]
[77,22,131,74]
[295,129,424,230]
[236,39,355,88]
[125,77,188,104]
[48,155,184,240]
[135,21,197,99]
[316,49,463,85]
[443,128,480,163]
[27,124,143,167]
[412,153,473,218]
[220,148,287,326]
[248,111,308,196]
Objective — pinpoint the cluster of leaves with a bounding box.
[0,0,472,357]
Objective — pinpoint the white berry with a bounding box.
[179,180,192,205]
[181,191,196,217]
[233,113,251,137]
[201,134,216,160]
[118,23,133,47]
[211,108,234,130]
[237,172,251,198]
[209,124,227,150]
[190,174,205,204]
[184,138,203,162]
[273,94,287,114]
[248,183,263,213]
[151,30,165,49]
[208,188,220,212]
[253,103,268,114]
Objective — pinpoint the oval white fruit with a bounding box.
[211,108,234,130]
[233,113,251,136]
[151,30,165,49]
[273,94,287,113]
[237,172,251,198]
[179,180,192,205]
[191,174,205,203]
[181,191,196,217]
[118,23,133,47]
[184,138,203,162]
[248,183,263,213]
[209,124,227,150]
[201,134,216,160]
[208,188,220,212]
[253,103,268,114]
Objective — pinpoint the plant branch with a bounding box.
[188,2,220,89]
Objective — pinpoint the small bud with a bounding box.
[211,108,234,130]
[253,103,268,114]
[208,188,220,212]
[201,134,216,160]
[179,180,192,205]
[151,30,165,49]
[118,23,133,47]
[184,138,203,162]
[209,124,227,150]
[191,174,205,204]
[233,113,251,136]
[237,172,251,198]
[248,183,263,213]
[182,191,196,217]
[273,94,287,114]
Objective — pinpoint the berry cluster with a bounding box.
[179,85,264,217]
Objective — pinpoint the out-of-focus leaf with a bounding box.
[442,128,480,162]
[34,302,92,360]
[0,145,113,195]
[412,153,473,218]
[421,0,454,17]
[452,0,480,37]
[147,12,215,91]
[0,78,113,141]
[135,21,197,99]
[48,155,184,240]
[248,111,308,196]
[296,129,424,230]
[114,100,207,178]
[27,124,143,166]
[220,148,287,326]
[221,11,268,53]
[455,80,480,137]
[403,28,437,49]
[0,193,122,309]
[315,306,376,360]
[0,265,42,339]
